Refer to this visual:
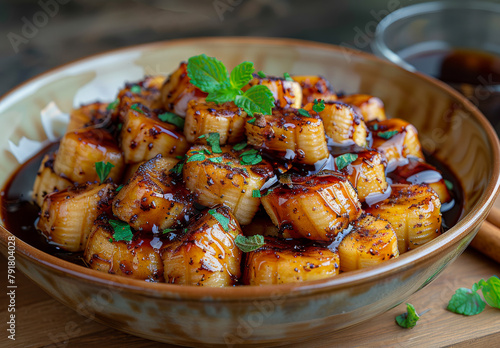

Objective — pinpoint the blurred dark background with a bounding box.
[1,0,498,96]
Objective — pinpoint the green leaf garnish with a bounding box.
[130,85,141,94]
[257,71,266,78]
[233,141,247,151]
[283,72,293,82]
[209,157,223,163]
[447,285,486,316]
[116,185,124,192]
[170,162,184,174]
[106,98,119,111]
[234,85,274,116]
[206,87,240,104]
[298,109,311,117]
[209,209,230,231]
[109,219,133,242]
[247,117,256,124]
[159,112,185,129]
[377,130,399,139]
[372,123,379,131]
[187,153,206,163]
[252,189,261,198]
[312,99,325,113]
[240,149,262,166]
[479,276,500,308]
[187,54,229,93]
[335,153,358,171]
[234,234,265,252]
[445,179,454,191]
[395,303,421,329]
[230,61,254,90]
[131,103,144,114]
[200,133,222,154]
[95,161,114,183]
[162,228,176,234]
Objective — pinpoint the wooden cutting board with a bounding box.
[0,248,498,347]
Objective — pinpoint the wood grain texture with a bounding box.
[0,248,498,347]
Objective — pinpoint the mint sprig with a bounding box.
[234,234,265,252]
[95,161,114,183]
[109,219,133,242]
[187,54,274,116]
[335,153,358,171]
[447,276,500,315]
[395,303,421,329]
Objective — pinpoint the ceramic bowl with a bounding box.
[0,37,499,347]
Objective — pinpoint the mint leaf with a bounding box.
[445,179,454,191]
[206,85,241,104]
[479,276,500,309]
[234,85,274,116]
[130,85,141,94]
[395,303,420,329]
[240,149,262,165]
[313,99,325,113]
[162,228,176,234]
[95,161,114,183]
[202,133,222,154]
[335,153,358,171]
[131,103,144,114]
[230,61,254,90]
[283,72,293,82]
[107,98,119,111]
[377,130,399,139]
[159,112,184,129]
[187,54,229,93]
[169,162,184,174]
[247,117,256,124]
[234,234,265,252]
[233,141,247,151]
[116,185,124,192]
[257,71,266,78]
[109,219,133,242]
[209,209,230,231]
[209,157,223,163]
[447,287,486,315]
[298,109,311,117]
[187,153,206,163]
[252,189,261,198]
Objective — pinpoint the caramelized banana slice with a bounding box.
[114,75,166,122]
[368,118,425,171]
[84,216,164,282]
[36,182,115,252]
[183,145,274,225]
[160,62,207,117]
[292,75,337,104]
[338,94,386,122]
[334,149,388,202]
[54,128,124,184]
[243,237,340,285]
[67,102,109,132]
[245,109,329,165]
[365,184,442,253]
[122,157,179,184]
[120,104,189,163]
[388,158,453,205]
[338,214,399,272]
[32,153,73,206]
[261,174,362,242]
[307,101,368,147]
[184,99,246,144]
[161,206,242,286]
[243,74,302,108]
[112,155,194,232]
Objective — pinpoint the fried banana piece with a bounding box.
[54,128,124,184]
[245,109,329,165]
[160,62,207,117]
[84,216,164,282]
[122,157,179,184]
[388,158,453,204]
[335,149,388,202]
[242,74,302,108]
[338,214,399,272]
[368,118,424,171]
[365,184,442,253]
[261,174,363,242]
[306,101,368,147]
[243,237,340,285]
[112,155,194,232]
[292,75,337,104]
[338,94,386,122]
[120,104,189,163]
[32,153,73,206]
[114,75,167,122]
[66,102,110,132]
[184,99,247,144]
[161,206,243,286]
[36,182,115,252]
[183,145,274,225]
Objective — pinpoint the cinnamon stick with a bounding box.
[470,219,500,264]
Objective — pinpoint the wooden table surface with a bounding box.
[1,247,499,348]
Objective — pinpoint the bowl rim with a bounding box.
[1,36,499,301]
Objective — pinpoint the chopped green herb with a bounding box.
[395,303,421,329]
[257,71,266,78]
[116,185,124,192]
[312,99,325,113]
[445,179,454,191]
[95,161,114,183]
[130,85,141,94]
[187,153,206,163]
[117,123,123,132]
[372,123,379,131]
[298,109,311,117]
[233,141,247,151]
[252,189,261,198]
[162,228,176,234]
[106,98,119,111]
[169,162,184,174]
[131,103,144,114]
[283,72,293,82]
[209,209,230,231]
[159,112,185,129]
[209,157,223,163]
[109,219,133,242]
[201,132,222,154]
[263,188,274,196]
[247,117,256,124]
[234,234,265,252]
[377,130,399,139]
[108,238,113,243]
[176,155,186,160]
[335,153,358,171]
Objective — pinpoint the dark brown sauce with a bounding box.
[405,48,500,134]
